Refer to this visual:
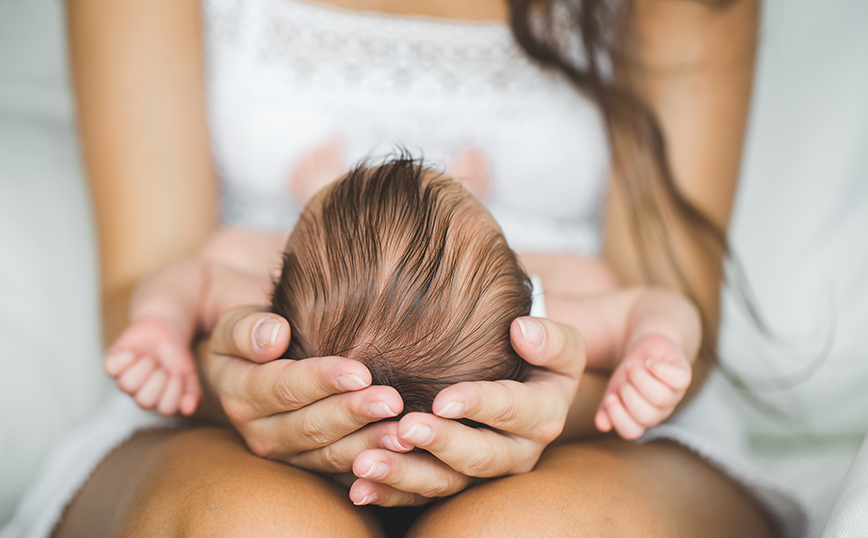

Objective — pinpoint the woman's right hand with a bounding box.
[345,317,588,507]
[198,306,412,470]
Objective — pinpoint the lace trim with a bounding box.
[205,0,564,94]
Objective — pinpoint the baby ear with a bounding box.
[448,147,491,200]
[288,137,346,205]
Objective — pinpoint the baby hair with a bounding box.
[271,155,532,414]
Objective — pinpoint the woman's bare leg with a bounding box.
[53,427,383,538]
[410,439,776,538]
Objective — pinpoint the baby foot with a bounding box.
[447,147,491,200]
[594,333,692,440]
[288,137,346,205]
[103,316,201,416]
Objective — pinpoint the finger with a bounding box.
[510,317,586,378]
[287,421,412,474]
[134,369,168,408]
[434,380,563,444]
[221,355,376,420]
[157,375,183,416]
[104,351,136,377]
[397,413,537,477]
[602,393,645,440]
[246,385,402,458]
[349,479,430,507]
[209,306,291,363]
[619,381,670,428]
[649,360,692,391]
[627,362,683,409]
[352,448,473,500]
[117,356,157,393]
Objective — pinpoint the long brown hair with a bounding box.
[507,0,734,367]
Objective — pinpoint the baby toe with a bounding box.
[157,375,183,416]
[628,364,678,408]
[619,383,664,428]
[135,369,168,408]
[649,361,692,390]
[104,350,136,377]
[117,356,157,393]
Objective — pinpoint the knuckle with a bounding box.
[319,443,350,472]
[246,436,276,458]
[221,395,252,424]
[536,419,564,444]
[420,473,455,498]
[272,375,302,409]
[299,414,331,446]
[493,403,520,427]
[463,449,496,478]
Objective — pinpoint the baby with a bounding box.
[272,159,531,414]
[104,156,699,438]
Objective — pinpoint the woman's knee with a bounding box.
[62,427,381,538]
[410,440,774,538]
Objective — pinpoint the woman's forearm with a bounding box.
[68,0,217,345]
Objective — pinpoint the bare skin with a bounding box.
[59,0,766,535]
[54,430,774,538]
[53,429,384,538]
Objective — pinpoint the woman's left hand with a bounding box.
[346,316,587,506]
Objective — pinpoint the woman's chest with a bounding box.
[204,0,610,252]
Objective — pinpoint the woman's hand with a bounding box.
[198,306,412,468]
[347,317,587,507]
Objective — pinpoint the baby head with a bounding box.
[271,156,532,414]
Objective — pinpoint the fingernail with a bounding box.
[254,319,281,349]
[381,435,411,452]
[360,461,389,480]
[437,400,465,418]
[403,423,433,445]
[354,492,377,506]
[517,318,544,347]
[367,401,396,419]
[336,374,367,391]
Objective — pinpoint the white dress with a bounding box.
[0,1,817,536]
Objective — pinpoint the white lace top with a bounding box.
[203,0,610,253]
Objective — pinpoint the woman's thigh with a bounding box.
[409,439,776,538]
[52,427,383,538]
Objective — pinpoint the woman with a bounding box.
[43,0,777,536]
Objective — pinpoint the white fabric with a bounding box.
[643,374,823,538]
[0,0,109,525]
[823,432,868,537]
[204,0,610,254]
[0,393,177,538]
[0,117,110,524]
[529,274,547,318]
[719,0,868,522]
